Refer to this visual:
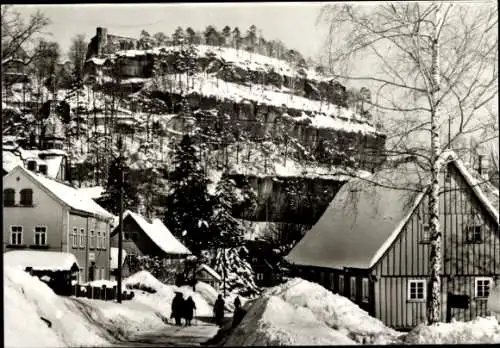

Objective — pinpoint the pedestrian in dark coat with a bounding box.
[183,296,196,326]
[232,296,246,328]
[213,294,225,327]
[171,292,184,326]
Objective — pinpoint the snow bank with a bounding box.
[124,271,212,318]
[194,281,248,312]
[489,284,500,314]
[405,316,500,344]
[265,278,400,344]
[222,296,356,346]
[4,267,110,347]
[73,297,168,338]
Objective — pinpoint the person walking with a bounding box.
[232,296,245,328]
[171,292,184,326]
[213,294,225,327]
[183,296,196,326]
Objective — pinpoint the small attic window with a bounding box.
[27,160,37,171]
[38,164,48,175]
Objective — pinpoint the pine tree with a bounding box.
[164,132,214,256]
[211,247,260,297]
[211,173,245,247]
[97,139,140,216]
[246,25,257,52]
[172,27,185,46]
[232,27,242,50]
[185,27,196,44]
[222,25,231,46]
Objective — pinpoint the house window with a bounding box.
[10,226,23,245]
[89,230,95,249]
[78,268,84,283]
[97,231,101,249]
[339,275,345,294]
[475,277,493,299]
[79,228,85,248]
[408,279,426,301]
[420,224,430,243]
[350,277,357,300]
[102,232,107,250]
[34,226,47,246]
[20,189,33,206]
[466,225,483,243]
[362,278,370,303]
[4,188,15,206]
[256,273,264,281]
[72,228,78,248]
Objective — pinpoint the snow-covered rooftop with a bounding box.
[117,210,191,255]
[4,250,80,272]
[286,150,499,269]
[196,263,222,281]
[7,166,113,220]
[77,186,105,200]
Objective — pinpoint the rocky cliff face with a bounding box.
[81,44,387,225]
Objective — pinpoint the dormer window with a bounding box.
[38,164,48,175]
[27,160,37,171]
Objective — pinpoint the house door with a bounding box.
[88,262,96,282]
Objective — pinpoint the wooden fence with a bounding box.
[72,284,134,301]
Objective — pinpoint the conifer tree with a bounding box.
[164,132,214,255]
[97,139,140,215]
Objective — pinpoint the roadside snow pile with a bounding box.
[405,317,500,344]
[265,278,400,344]
[194,281,248,312]
[4,266,110,347]
[73,297,168,338]
[488,284,500,314]
[222,296,356,346]
[124,271,212,318]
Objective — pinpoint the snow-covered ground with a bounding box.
[404,317,500,344]
[4,267,231,347]
[220,278,500,346]
[4,266,112,347]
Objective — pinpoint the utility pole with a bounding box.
[222,246,226,298]
[117,135,124,304]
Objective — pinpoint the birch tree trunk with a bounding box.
[427,9,443,324]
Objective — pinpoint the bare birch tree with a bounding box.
[1,5,50,62]
[319,2,498,324]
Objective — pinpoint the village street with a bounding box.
[112,319,220,347]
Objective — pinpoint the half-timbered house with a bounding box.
[285,151,499,330]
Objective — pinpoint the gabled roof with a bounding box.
[3,147,67,179]
[285,150,499,270]
[4,250,80,272]
[4,166,113,220]
[115,210,191,255]
[196,263,222,281]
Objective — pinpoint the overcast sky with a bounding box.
[15,2,329,61]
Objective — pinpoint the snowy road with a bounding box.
[112,318,222,347]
